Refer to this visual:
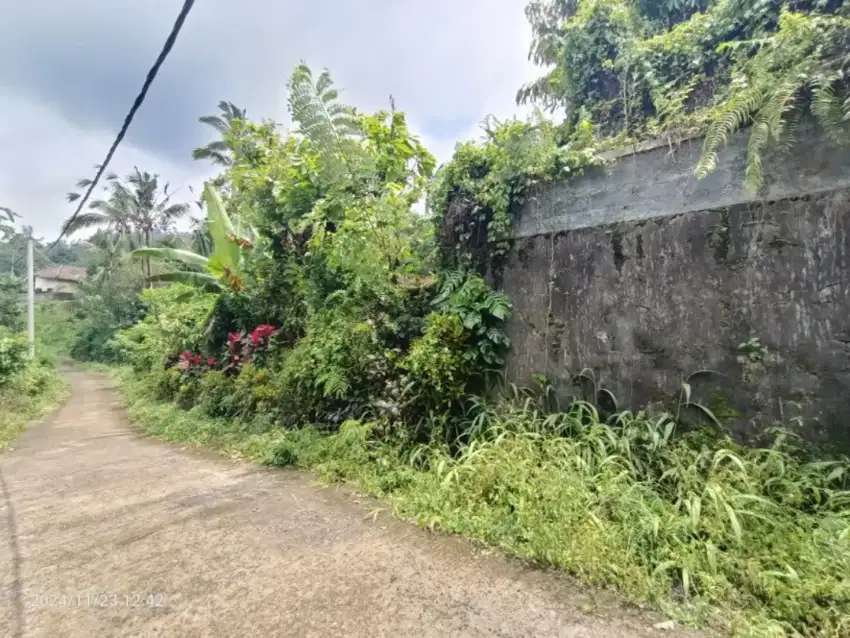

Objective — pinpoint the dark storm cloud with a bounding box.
[0,0,536,238]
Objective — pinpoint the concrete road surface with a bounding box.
[0,370,704,637]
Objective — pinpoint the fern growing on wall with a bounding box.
[697,9,850,191]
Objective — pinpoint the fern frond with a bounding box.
[811,74,848,145]
[765,74,805,143]
[745,118,770,192]
[317,368,349,399]
[697,85,767,179]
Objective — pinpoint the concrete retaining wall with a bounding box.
[503,130,850,448]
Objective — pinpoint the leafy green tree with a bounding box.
[516,0,578,111]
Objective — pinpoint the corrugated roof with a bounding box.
[35,265,88,282]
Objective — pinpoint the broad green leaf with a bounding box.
[131,247,209,268]
[203,182,240,269]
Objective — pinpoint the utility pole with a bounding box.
[27,236,35,359]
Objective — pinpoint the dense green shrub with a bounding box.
[0,275,24,331]
[0,331,28,385]
[0,359,67,450]
[110,285,216,371]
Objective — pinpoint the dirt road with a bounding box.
[0,370,702,637]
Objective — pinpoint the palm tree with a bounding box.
[0,206,20,241]
[62,168,189,280]
[192,101,247,166]
[65,164,119,203]
[85,232,125,288]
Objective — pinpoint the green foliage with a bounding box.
[697,8,850,190]
[70,261,147,362]
[120,368,850,637]
[110,285,216,371]
[132,183,256,291]
[432,272,512,369]
[0,359,67,450]
[34,300,79,363]
[0,274,24,331]
[430,112,601,274]
[519,0,850,186]
[401,313,471,417]
[271,310,386,426]
[0,331,28,384]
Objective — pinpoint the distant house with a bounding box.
[34,265,87,298]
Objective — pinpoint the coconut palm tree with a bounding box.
[192,101,247,166]
[85,232,126,288]
[62,168,189,280]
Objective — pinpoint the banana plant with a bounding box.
[132,183,254,292]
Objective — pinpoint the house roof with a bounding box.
[35,265,88,283]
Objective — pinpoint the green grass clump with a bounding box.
[115,369,850,637]
[34,300,80,364]
[0,361,68,451]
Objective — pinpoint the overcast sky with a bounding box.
[0,0,538,240]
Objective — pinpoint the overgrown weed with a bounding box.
[116,369,849,637]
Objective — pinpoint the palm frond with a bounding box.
[192,145,232,166]
[61,211,110,235]
[199,115,227,134]
[159,203,190,222]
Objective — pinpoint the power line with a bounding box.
[49,0,197,250]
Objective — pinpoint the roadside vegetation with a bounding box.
[38,1,850,636]
[0,277,68,450]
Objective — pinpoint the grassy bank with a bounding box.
[113,368,850,638]
[0,362,68,451]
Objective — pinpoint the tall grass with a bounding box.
[117,370,850,637]
[0,361,68,450]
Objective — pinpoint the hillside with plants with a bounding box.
[49,4,850,636]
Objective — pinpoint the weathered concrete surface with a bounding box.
[504,131,850,448]
[515,127,850,237]
[0,371,702,638]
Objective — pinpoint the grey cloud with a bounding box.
[0,0,536,239]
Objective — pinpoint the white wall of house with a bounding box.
[34,277,79,294]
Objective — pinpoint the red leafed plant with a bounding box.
[173,351,216,373]
[251,324,276,346]
[224,324,277,374]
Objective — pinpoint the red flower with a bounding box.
[250,324,277,347]
[227,332,241,346]
[193,355,202,365]
[181,351,192,361]
[207,358,216,367]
